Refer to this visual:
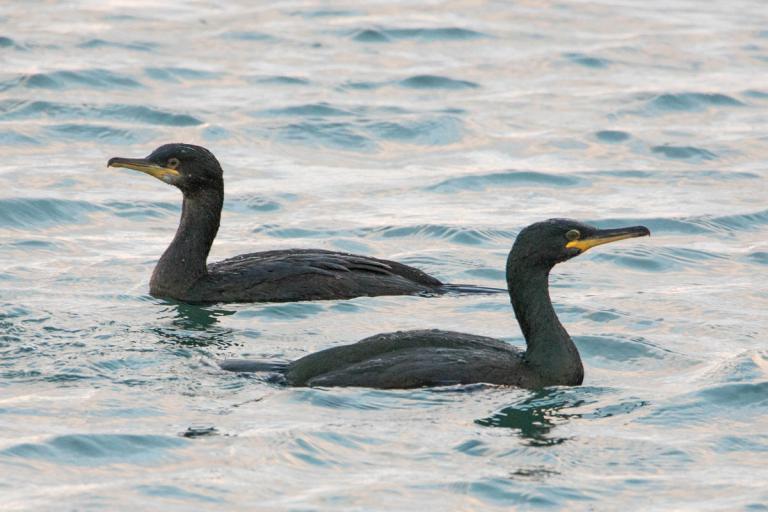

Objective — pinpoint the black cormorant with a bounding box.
[220,219,650,388]
[108,143,488,303]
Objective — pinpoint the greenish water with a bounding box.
[1,1,767,510]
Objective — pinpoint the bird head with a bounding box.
[108,143,223,195]
[510,218,650,269]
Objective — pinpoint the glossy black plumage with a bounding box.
[108,143,456,304]
[221,219,651,389]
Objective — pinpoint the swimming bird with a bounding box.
[108,143,490,303]
[220,219,650,388]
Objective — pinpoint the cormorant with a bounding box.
[108,143,490,303]
[220,219,650,388]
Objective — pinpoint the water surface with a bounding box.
[1,1,767,510]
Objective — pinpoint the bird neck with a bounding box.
[506,258,584,386]
[150,187,223,297]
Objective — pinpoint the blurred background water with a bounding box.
[1,1,767,510]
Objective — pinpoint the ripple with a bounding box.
[398,75,479,90]
[744,89,768,99]
[476,388,586,445]
[259,224,511,245]
[226,195,281,213]
[221,31,275,41]
[6,69,143,90]
[595,130,630,142]
[427,170,584,193]
[249,75,311,86]
[144,67,220,82]
[365,115,463,145]
[651,145,717,160]
[275,121,375,152]
[703,350,768,383]
[746,251,768,265]
[45,123,148,143]
[351,27,487,42]
[595,246,727,272]
[292,9,359,18]
[642,382,768,425]
[644,92,744,113]
[0,198,103,229]
[0,100,202,126]
[259,103,353,117]
[575,335,677,367]
[78,39,158,52]
[0,434,186,465]
[373,224,507,245]
[105,200,179,219]
[137,485,225,504]
[0,130,39,145]
[590,169,757,180]
[565,52,610,68]
[594,209,768,235]
[237,303,325,320]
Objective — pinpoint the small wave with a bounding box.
[594,209,768,235]
[427,170,584,193]
[744,90,768,99]
[137,485,225,504]
[0,434,186,465]
[746,252,768,265]
[0,99,202,126]
[10,69,143,90]
[249,75,310,86]
[0,36,24,49]
[258,103,353,117]
[590,169,757,180]
[641,382,768,426]
[398,75,479,90]
[340,80,383,90]
[105,200,179,219]
[226,195,281,213]
[78,39,157,52]
[0,198,103,229]
[275,121,375,152]
[595,246,727,272]
[221,31,275,41]
[351,27,487,42]
[144,67,221,82]
[564,52,610,68]
[259,224,511,245]
[651,145,717,160]
[291,9,359,18]
[0,130,39,145]
[237,303,325,320]
[594,130,630,142]
[644,92,744,113]
[45,123,149,144]
[703,350,768,383]
[575,335,678,368]
[365,115,463,145]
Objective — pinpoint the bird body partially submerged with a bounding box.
[108,143,462,303]
[221,219,650,389]
[186,249,442,303]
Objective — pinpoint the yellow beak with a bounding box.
[566,225,650,253]
[107,157,180,182]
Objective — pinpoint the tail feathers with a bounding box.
[220,359,289,374]
[438,283,507,295]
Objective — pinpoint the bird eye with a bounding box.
[565,229,581,241]
[167,158,180,169]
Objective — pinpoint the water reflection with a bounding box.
[475,389,585,446]
[151,302,240,347]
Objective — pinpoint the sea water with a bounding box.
[1,1,766,510]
